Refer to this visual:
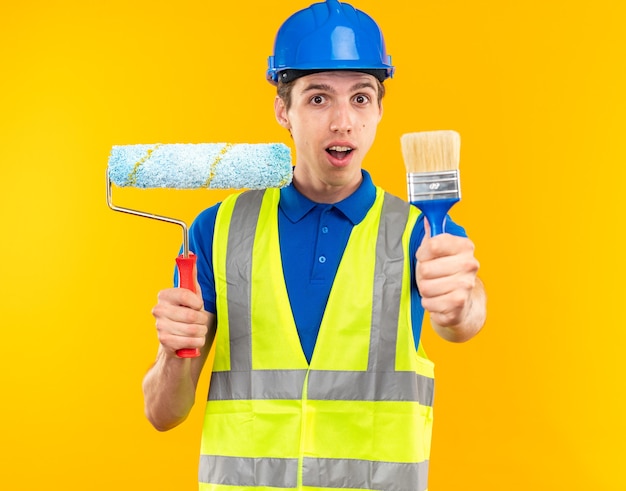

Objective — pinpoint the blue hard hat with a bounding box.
[267,0,395,85]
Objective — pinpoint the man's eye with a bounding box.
[311,95,325,105]
[354,94,370,104]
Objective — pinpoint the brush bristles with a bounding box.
[401,130,461,174]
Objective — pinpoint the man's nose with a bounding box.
[329,102,353,133]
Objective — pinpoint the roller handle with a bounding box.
[175,254,201,358]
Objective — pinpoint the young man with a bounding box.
[143,1,486,490]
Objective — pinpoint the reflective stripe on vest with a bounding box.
[201,187,433,491]
[199,455,430,491]
[208,369,434,405]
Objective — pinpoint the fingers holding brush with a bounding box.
[417,219,479,272]
[416,219,484,340]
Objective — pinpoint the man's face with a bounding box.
[274,71,383,195]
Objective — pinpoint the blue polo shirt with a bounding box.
[185,170,466,363]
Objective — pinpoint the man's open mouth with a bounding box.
[326,145,354,160]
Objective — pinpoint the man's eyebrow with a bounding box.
[350,82,377,92]
[301,83,335,94]
[300,81,377,94]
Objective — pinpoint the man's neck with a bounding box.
[291,167,363,204]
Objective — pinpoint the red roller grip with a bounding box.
[175,253,201,358]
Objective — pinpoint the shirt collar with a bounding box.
[279,169,376,225]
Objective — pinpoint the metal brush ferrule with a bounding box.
[106,170,190,257]
[407,169,461,202]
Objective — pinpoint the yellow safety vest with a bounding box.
[200,187,434,491]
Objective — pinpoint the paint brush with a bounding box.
[401,130,461,236]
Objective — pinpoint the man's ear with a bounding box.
[274,96,291,129]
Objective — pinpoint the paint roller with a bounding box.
[106,142,293,358]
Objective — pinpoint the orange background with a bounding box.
[1,0,625,489]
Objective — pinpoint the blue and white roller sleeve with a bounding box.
[107,143,292,189]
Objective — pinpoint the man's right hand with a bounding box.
[151,273,210,357]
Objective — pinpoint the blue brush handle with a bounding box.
[413,198,459,236]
